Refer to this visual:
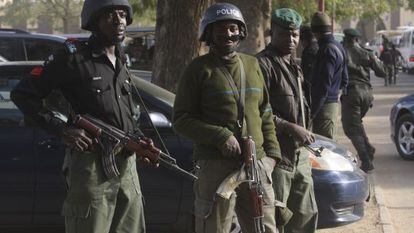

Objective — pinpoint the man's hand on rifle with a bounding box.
[285,122,315,146]
[138,137,159,167]
[61,127,93,152]
[220,135,241,158]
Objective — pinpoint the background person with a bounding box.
[300,24,319,85]
[379,41,394,86]
[310,11,348,139]
[341,28,386,173]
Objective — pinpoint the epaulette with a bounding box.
[64,39,78,54]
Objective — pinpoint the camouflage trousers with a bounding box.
[312,102,339,139]
[194,157,277,233]
[62,149,145,233]
[272,148,318,233]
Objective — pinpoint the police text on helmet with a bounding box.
[216,9,241,18]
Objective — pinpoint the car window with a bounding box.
[0,38,25,61]
[0,77,24,126]
[25,39,62,61]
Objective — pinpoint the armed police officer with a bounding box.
[341,28,386,173]
[173,3,281,233]
[11,0,147,232]
[256,8,318,233]
[310,12,348,139]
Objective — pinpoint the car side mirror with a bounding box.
[148,112,172,128]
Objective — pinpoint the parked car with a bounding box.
[0,54,7,62]
[0,28,69,62]
[390,93,414,160]
[0,61,369,232]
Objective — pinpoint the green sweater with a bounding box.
[173,52,281,160]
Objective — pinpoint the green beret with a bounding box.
[271,8,302,30]
[343,28,361,37]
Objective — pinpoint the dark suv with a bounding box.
[0,29,67,61]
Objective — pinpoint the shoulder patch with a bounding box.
[64,40,77,54]
[43,54,55,67]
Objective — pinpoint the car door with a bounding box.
[0,76,35,225]
[0,37,26,61]
[24,39,63,61]
[137,93,188,226]
[32,91,68,225]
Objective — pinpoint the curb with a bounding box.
[370,174,393,233]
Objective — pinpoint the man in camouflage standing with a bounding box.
[341,28,386,172]
[257,8,318,233]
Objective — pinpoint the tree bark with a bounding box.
[216,0,271,54]
[152,0,213,92]
[152,0,271,91]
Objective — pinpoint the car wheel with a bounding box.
[395,114,414,160]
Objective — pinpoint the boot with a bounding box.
[349,136,374,173]
[360,159,374,173]
[362,132,375,161]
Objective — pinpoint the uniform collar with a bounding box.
[264,45,294,64]
[88,34,125,64]
[318,33,335,45]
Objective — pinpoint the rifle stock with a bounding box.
[74,114,197,181]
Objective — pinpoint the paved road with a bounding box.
[369,72,414,233]
[319,71,414,233]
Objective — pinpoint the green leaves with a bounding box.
[273,0,401,24]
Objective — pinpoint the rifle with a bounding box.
[216,136,265,233]
[73,114,197,181]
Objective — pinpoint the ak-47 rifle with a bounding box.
[73,114,197,181]
[216,136,265,233]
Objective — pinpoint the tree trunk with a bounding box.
[152,0,213,92]
[216,0,271,54]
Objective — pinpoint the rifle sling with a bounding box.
[217,56,247,139]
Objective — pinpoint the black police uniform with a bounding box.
[11,35,145,233]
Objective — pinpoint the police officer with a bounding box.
[11,0,146,232]
[379,41,394,86]
[173,3,280,233]
[341,28,386,172]
[310,12,348,139]
[257,8,318,233]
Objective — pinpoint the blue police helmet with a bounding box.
[198,3,247,42]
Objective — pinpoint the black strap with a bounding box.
[124,66,171,156]
[217,56,247,138]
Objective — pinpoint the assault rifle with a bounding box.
[73,114,197,181]
[216,136,265,233]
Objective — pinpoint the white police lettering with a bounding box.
[216,9,240,18]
